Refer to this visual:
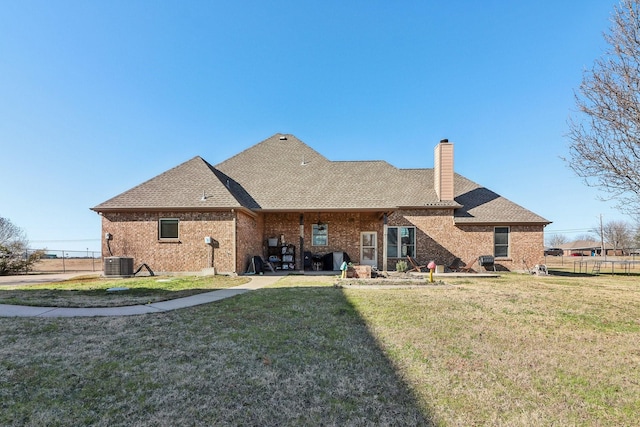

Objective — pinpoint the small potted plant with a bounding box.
[347,262,358,278]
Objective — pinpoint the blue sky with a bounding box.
[0,0,630,252]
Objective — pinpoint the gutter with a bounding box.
[91,206,258,218]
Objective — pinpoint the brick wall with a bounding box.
[389,209,545,271]
[101,209,544,273]
[263,212,382,268]
[101,211,236,273]
[236,211,263,273]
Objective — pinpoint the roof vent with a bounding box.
[279,136,287,140]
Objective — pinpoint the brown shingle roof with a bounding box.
[92,156,247,210]
[559,240,606,250]
[214,134,459,210]
[92,133,550,224]
[453,175,550,224]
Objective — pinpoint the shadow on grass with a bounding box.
[222,285,437,425]
[0,274,249,307]
[0,287,234,308]
[547,269,595,277]
[0,283,436,425]
[548,269,640,278]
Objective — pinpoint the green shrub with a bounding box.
[395,260,408,272]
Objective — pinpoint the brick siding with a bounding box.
[389,209,544,271]
[101,209,544,273]
[236,211,263,273]
[101,211,236,273]
[261,212,382,269]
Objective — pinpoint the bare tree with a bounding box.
[593,219,634,254]
[633,223,640,251]
[0,216,26,246]
[0,215,42,275]
[574,233,597,242]
[546,233,568,247]
[566,0,640,214]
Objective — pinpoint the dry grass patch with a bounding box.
[31,258,101,273]
[0,275,430,426]
[343,273,640,425]
[1,273,639,425]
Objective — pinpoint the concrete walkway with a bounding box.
[0,272,102,286]
[0,275,281,318]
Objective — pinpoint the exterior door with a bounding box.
[360,232,377,267]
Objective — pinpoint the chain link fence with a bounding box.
[27,249,102,274]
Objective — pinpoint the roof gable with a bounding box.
[92,156,245,211]
[453,175,549,224]
[214,134,457,210]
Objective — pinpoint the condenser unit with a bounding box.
[104,257,134,277]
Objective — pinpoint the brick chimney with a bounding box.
[434,139,454,201]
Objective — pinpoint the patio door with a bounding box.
[360,232,377,267]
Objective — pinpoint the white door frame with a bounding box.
[360,231,377,267]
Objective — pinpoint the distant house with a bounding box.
[559,240,625,257]
[558,240,600,256]
[91,134,550,274]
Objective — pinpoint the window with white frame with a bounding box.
[387,226,416,257]
[159,218,179,240]
[312,223,328,246]
[494,226,509,257]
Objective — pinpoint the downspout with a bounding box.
[383,213,388,272]
[299,214,304,272]
[231,209,237,274]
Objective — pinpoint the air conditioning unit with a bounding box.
[104,257,134,277]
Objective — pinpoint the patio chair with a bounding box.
[457,257,477,273]
[407,256,427,272]
[447,258,462,272]
[530,264,548,276]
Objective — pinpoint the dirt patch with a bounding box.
[31,258,101,273]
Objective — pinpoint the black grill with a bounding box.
[478,255,495,271]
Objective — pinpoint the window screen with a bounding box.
[494,226,509,257]
[312,224,328,246]
[159,219,179,239]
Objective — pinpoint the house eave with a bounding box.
[91,206,258,218]
[453,218,552,226]
[397,202,462,209]
[254,207,395,214]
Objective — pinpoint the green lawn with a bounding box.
[1,272,639,426]
[0,275,249,307]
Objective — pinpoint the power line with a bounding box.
[544,229,595,234]
[30,239,100,243]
